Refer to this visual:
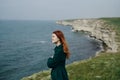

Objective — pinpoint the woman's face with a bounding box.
[52,33,60,44]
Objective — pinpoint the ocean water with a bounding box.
[0,20,101,80]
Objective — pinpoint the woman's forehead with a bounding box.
[52,33,56,36]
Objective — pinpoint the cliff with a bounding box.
[56,18,119,53]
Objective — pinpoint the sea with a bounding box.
[0,20,101,80]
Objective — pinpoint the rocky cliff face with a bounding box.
[56,19,118,52]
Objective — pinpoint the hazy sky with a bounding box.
[0,0,120,20]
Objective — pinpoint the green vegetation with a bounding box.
[21,70,51,80]
[67,52,120,80]
[21,52,120,80]
[100,17,120,27]
[100,18,120,34]
[100,18,120,50]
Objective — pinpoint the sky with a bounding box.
[0,0,120,20]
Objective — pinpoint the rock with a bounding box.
[56,19,118,52]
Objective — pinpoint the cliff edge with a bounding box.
[56,18,119,53]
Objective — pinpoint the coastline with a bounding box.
[56,18,119,53]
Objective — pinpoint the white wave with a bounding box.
[39,41,47,44]
[30,40,47,44]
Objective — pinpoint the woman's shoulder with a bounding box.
[55,44,63,50]
[54,44,64,53]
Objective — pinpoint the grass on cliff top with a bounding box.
[100,17,120,50]
[21,52,120,80]
[100,17,120,27]
[100,17,120,35]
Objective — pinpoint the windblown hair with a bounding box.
[53,30,70,59]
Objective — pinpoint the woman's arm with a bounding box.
[47,50,65,68]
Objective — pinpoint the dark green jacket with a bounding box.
[47,44,69,80]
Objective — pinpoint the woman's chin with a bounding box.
[52,42,57,45]
[52,41,55,44]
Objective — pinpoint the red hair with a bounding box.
[53,30,70,59]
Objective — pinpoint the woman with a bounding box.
[47,30,70,80]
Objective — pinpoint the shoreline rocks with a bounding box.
[56,19,118,53]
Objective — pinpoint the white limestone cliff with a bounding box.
[56,19,118,52]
